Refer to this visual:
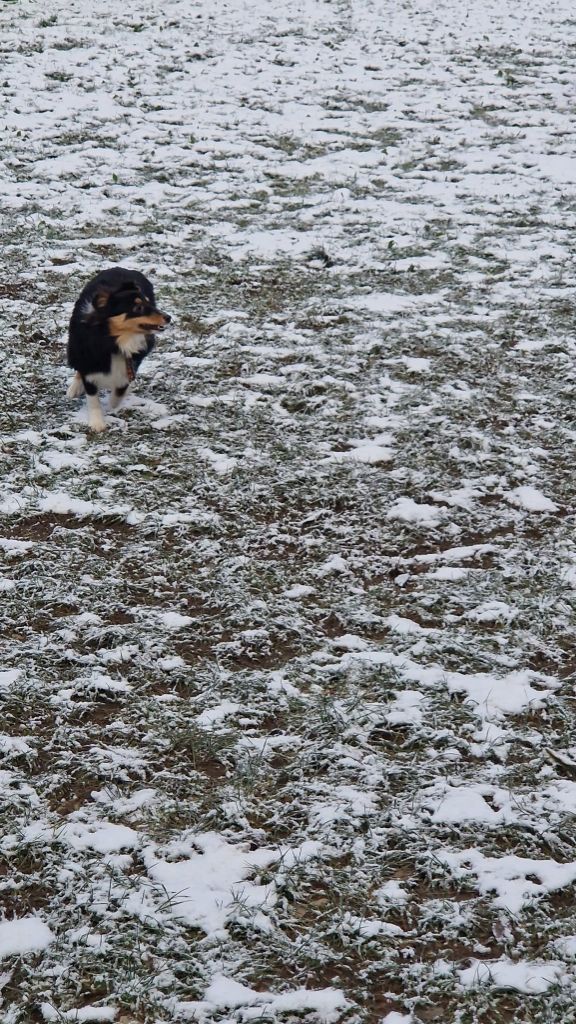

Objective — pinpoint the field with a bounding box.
[2,0,576,1021]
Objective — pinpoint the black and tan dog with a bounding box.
[66,267,171,431]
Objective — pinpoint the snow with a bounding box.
[196,701,245,727]
[386,498,444,527]
[331,634,371,651]
[177,978,344,1019]
[427,566,469,580]
[21,822,140,855]
[402,357,431,374]
[459,959,567,994]
[555,937,576,958]
[316,554,349,576]
[198,447,238,475]
[378,882,409,907]
[283,584,315,598]
[386,615,428,635]
[506,486,559,512]
[338,652,555,722]
[42,1008,117,1022]
[466,600,516,623]
[0,918,55,958]
[144,833,279,933]
[38,492,131,517]
[332,444,394,464]
[3,0,576,1017]
[83,673,132,695]
[0,538,33,556]
[349,293,436,314]
[159,612,194,630]
[0,671,20,689]
[178,975,348,1021]
[440,850,576,914]
[207,975,348,1016]
[430,787,501,824]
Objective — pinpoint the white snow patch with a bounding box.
[459,959,567,994]
[506,486,558,512]
[283,584,315,599]
[239,733,303,755]
[386,614,428,635]
[198,447,238,474]
[196,702,244,727]
[0,671,21,689]
[157,656,187,671]
[440,849,576,913]
[386,690,425,727]
[339,651,557,721]
[348,292,441,314]
[0,735,34,757]
[555,936,576,958]
[341,911,404,940]
[178,974,348,1021]
[242,373,286,387]
[38,450,86,472]
[82,674,132,695]
[377,881,409,906]
[41,1006,117,1022]
[144,833,320,935]
[331,444,394,464]
[0,917,54,958]
[160,511,220,528]
[466,601,516,624]
[38,492,130,518]
[402,356,431,373]
[387,498,443,527]
[330,634,370,651]
[427,566,469,581]
[429,787,500,824]
[0,538,33,557]
[159,612,193,630]
[406,543,495,566]
[22,822,140,855]
[316,554,348,576]
[310,786,378,826]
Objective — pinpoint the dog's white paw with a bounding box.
[88,416,107,433]
[66,373,84,399]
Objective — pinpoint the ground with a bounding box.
[1,0,576,1021]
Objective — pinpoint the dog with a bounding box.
[66,267,171,431]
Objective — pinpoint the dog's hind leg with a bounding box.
[66,371,85,399]
[84,379,107,432]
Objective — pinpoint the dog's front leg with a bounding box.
[83,378,107,432]
[109,384,129,410]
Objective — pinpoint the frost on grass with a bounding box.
[2,0,576,1021]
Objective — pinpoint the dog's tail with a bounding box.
[66,371,85,399]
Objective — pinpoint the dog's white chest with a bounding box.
[86,354,130,392]
[116,333,147,357]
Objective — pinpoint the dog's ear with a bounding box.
[93,289,110,309]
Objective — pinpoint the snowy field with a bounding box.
[2,0,576,1019]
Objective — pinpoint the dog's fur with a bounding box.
[66,267,171,431]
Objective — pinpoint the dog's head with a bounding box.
[83,279,171,336]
